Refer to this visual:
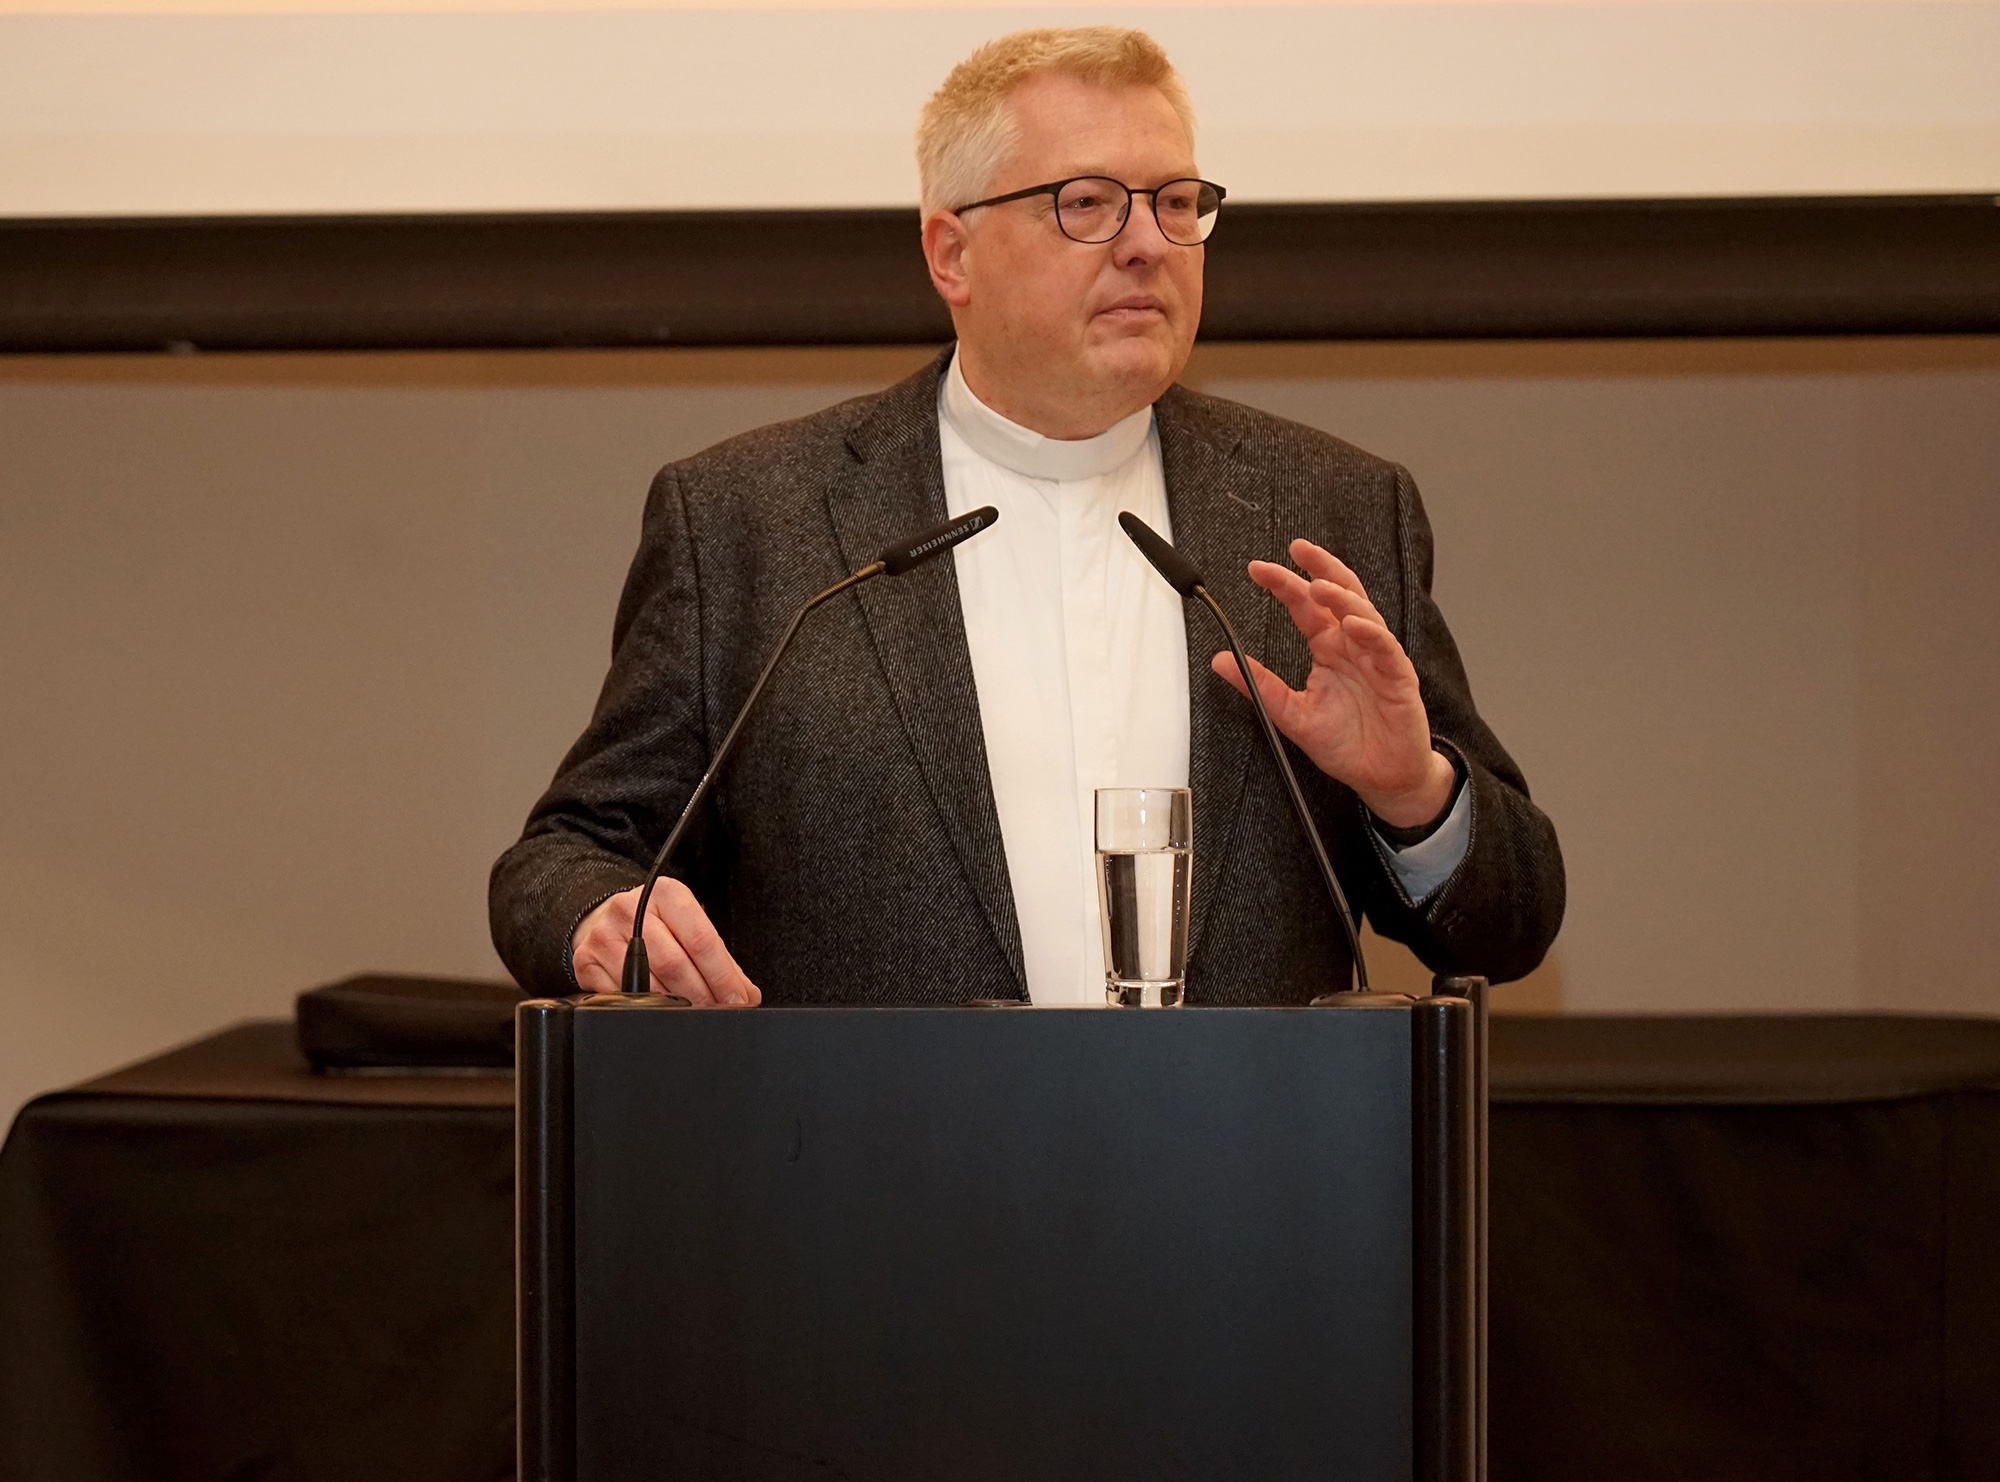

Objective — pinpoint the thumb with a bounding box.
[1210,647,1249,698]
[1210,649,1300,733]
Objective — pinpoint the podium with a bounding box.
[518,995,1485,1482]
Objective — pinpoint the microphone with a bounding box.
[1117,511,1372,995]
[612,505,1000,1000]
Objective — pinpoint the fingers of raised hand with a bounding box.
[1337,616,1417,690]
[1246,559,1335,639]
[1307,575,1384,629]
[1288,540,1372,604]
[647,879,761,1007]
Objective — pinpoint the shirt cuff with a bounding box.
[1376,780,1471,905]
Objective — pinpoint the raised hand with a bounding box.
[1211,538,1456,828]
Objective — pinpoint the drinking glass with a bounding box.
[1095,788,1193,1007]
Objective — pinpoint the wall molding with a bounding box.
[4,196,1996,353]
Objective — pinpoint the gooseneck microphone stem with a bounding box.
[619,505,999,997]
[1117,510,1371,995]
[620,563,881,994]
[1191,583,1370,995]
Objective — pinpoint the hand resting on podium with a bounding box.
[570,880,763,1006]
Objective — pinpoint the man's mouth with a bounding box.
[1096,295,1167,319]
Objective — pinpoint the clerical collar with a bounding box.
[940,347,1153,483]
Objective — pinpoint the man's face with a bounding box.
[925,73,1204,438]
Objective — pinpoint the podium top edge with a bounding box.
[516,998,1457,1016]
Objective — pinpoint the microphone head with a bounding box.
[877,506,999,576]
[1118,511,1206,598]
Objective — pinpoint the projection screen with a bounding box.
[2,0,1995,218]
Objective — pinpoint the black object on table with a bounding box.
[2,988,1998,1482]
[294,972,520,1071]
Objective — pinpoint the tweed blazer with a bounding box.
[489,351,1564,1003]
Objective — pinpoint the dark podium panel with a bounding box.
[519,1000,1481,1482]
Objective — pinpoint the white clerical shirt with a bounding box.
[938,351,1470,1005]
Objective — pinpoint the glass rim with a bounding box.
[1095,785,1193,850]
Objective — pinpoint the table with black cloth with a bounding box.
[3,1003,1997,1482]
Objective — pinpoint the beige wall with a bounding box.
[2,338,1997,1128]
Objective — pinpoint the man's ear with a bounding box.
[921,210,974,309]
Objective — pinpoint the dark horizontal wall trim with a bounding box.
[5,195,1997,354]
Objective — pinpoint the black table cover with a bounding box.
[0,1023,516,1482]
[1484,1014,2000,1482]
[2,1001,1996,1482]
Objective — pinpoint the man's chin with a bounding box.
[1080,331,1188,398]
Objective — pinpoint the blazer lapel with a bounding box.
[1155,388,1275,963]
[827,356,1027,992]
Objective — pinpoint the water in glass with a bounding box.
[1098,848,1192,1007]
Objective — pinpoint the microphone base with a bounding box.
[1309,990,1417,1009]
[572,992,693,1008]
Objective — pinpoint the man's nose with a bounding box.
[1113,195,1173,265]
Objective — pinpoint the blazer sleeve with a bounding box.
[487,465,719,997]
[1347,464,1567,984]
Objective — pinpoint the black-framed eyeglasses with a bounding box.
[951,176,1226,246]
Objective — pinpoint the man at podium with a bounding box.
[490,26,1564,1008]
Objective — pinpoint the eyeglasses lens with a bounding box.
[1055,178,1220,245]
[1153,181,1220,244]
[1054,179,1128,243]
